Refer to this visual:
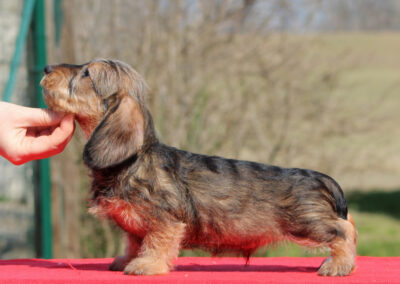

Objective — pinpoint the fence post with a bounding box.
[32,0,53,259]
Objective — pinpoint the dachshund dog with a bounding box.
[41,59,357,276]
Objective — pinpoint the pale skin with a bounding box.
[0,102,75,165]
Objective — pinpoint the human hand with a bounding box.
[0,102,75,165]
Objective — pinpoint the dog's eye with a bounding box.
[82,69,90,78]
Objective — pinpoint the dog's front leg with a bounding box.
[110,234,142,271]
[124,222,186,275]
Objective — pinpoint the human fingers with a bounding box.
[21,114,75,160]
[18,107,66,127]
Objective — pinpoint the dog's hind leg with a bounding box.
[124,222,186,275]
[318,214,357,276]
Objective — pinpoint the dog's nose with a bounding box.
[44,65,54,74]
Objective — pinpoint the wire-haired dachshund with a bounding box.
[41,59,357,276]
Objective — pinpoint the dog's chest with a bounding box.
[89,198,147,237]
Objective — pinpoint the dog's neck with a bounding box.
[76,115,101,139]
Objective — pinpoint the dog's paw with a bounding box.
[124,256,170,275]
[318,257,355,276]
[109,255,132,271]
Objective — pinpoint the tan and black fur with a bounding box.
[40,59,357,276]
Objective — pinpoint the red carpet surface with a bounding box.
[0,257,399,283]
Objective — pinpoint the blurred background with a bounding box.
[1,0,400,259]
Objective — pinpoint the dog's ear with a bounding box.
[83,95,144,169]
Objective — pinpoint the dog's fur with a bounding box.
[41,59,357,276]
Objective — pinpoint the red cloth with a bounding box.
[0,257,398,283]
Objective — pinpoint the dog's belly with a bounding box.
[182,224,283,255]
[89,197,148,238]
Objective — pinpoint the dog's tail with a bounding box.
[318,175,348,220]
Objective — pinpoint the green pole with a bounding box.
[2,0,36,102]
[53,0,63,46]
[32,0,53,259]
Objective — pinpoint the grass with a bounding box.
[0,195,10,203]
[352,211,400,256]
[347,190,400,256]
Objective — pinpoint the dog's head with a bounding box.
[40,59,155,170]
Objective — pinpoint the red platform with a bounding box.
[0,257,399,283]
